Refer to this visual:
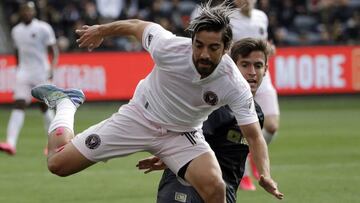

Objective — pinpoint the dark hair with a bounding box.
[20,1,35,10]
[230,38,271,64]
[186,1,234,50]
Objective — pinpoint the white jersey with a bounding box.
[130,24,258,132]
[11,18,56,76]
[230,9,280,116]
[192,7,268,40]
[230,9,268,41]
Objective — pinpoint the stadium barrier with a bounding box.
[1,46,359,103]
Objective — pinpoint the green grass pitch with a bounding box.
[0,95,359,203]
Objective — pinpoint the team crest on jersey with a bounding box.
[203,91,218,106]
[85,134,101,149]
[174,192,187,202]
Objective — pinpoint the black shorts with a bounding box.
[157,169,238,203]
[157,169,203,203]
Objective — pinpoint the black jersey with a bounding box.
[204,102,264,202]
[157,102,264,203]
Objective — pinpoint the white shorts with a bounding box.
[254,73,280,116]
[14,70,49,103]
[71,103,212,175]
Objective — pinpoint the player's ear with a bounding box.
[263,64,268,76]
[223,40,232,55]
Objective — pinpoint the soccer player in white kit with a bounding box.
[31,3,283,202]
[0,2,59,155]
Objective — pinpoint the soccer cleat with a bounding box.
[249,153,260,180]
[0,142,16,155]
[239,176,256,191]
[31,84,85,109]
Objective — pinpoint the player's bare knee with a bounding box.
[201,174,226,198]
[202,177,226,201]
[47,157,69,177]
[47,145,72,177]
[210,177,226,194]
[265,123,278,134]
[264,118,279,134]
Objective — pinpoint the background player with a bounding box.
[137,38,273,203]
[0,1,58,155]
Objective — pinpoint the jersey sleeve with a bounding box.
[226,81,259,126]
[43,23,56,46]
[142,23,175,60]
[11,28,18,48]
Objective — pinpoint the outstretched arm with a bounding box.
[240,122,284,200]
[76,19,152,51]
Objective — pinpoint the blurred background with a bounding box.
[0,0,360,203]
[0,0,359,53]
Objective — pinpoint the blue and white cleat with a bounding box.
[31,84,85,109]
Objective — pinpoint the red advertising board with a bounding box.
[0,46,359,103]
[268,46,360,95]
[0,52,154,103]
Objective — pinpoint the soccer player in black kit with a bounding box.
[137,38,274,203]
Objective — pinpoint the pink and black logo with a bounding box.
[85,134,101,150]
[203,91,218,106]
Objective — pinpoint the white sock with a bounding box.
[48,98,77,134]
[263,129,276,145]
[43,109,55,133]
[6,109,25,148]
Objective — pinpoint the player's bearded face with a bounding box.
[192,31,226,79]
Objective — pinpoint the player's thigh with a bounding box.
[157,169,203,203]
[14,71,49,104]
[71,104,158,162]
[185,151,223,189]
[13,73,32,104]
